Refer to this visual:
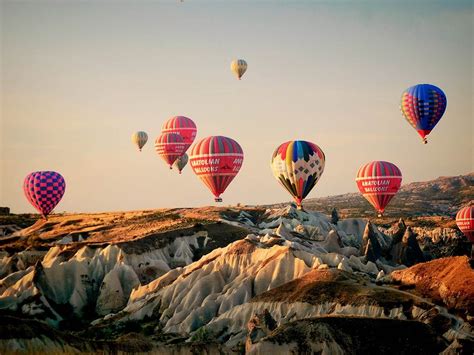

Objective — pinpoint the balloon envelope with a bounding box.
[456,206,474,243]
[155,133,187,168]
[189,136,244,201]
[271,140,325,209]
[356,161,402,215]
[173,153,188,174]
[131,131,148,151]
[161,116,197,152]
[23,171,66,218]
[230,59,247,80]
[400,84,447,143]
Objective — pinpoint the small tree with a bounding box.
[190,327,214,343]
[331,208,339,224]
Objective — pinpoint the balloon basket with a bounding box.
[215,198,223,203]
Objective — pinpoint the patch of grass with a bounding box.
[190,327,215,343]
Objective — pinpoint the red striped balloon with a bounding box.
[155,133,187,168]
[355,161,402,216]
[456,206,474,243]
[23,171,66,218]
[189,136,244,202]
[162,116,197,152]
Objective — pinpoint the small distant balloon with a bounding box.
[23,171,66,219]
[270,140,326,209]
[131,131,148,151]
[400,84,447,144]
[173,153,188,174]
[161,116,197,152]
[356,161,402,216]
[230,59,247,80]
[155,133,187,169]
[456,206,474,243]
[190,136,244,202]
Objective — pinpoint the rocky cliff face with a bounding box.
[0,205,472,354]
[390,256,474,316]
[245,316,446,355]
[0,209,250,327]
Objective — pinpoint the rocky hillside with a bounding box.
[0,205,472,354]
[283,173,474,220]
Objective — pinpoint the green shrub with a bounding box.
[190,327,214,343]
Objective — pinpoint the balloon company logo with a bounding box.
[191,158,220,173]
[457,220,472,229]
[191,158,221,166]
[361,180,390,187]
[358,179,400,193]
[363,186,390,193]
[193,166,219,173]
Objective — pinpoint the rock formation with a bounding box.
[0,205,472,353]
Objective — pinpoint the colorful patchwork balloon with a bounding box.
[161,116,197,152]
[456,206,474,243]
[356,161,402,216]
[230,59,247,80]
[190,136,244,202]
[131,131,148,151]
[271,140,325,209]
[23,171,66,218]
[400,84,447,144]
[155,133,187,168]
[173,153,188,174]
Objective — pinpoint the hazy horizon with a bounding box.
[1,0,473,214]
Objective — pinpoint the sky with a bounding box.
[1,0,473,213]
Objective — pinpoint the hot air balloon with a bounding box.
[161,116,197,152]
[230,59,247,80]
[355,161,402,217]
[173,153,188,174]
[155,133,187,168]
[189,136,244,202]
[400,84,447,144]
[456,206,474,243]
[270,140,325,210]
[131,131,148,151]
[23,171,66,219]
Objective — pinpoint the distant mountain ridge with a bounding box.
[278,173,474,218]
